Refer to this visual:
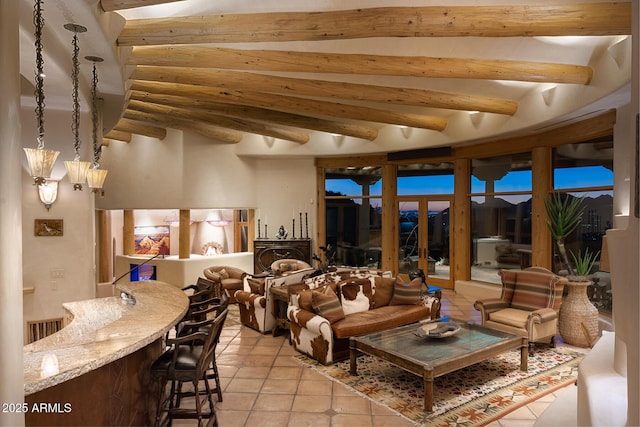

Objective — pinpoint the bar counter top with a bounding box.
[23,280,188,396]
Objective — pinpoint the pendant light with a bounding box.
[24,0,59,185]
[85,56,108,191]
[63,23,91,190]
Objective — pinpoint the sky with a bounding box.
[326,166,613,207]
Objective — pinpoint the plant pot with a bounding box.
[558,280,599,347]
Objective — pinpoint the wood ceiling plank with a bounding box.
[118,3,631,45]
[132,66,518,115]
[126,100,310,144]
[130,80,448,130]
[123,109,243,143]
[129,90,379,140]
[113,118,167,139]
[128,46,593,85]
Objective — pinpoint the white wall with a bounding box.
[97,129,258,209]
[254,158,317,241]
[21,107,96,344]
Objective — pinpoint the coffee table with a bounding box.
[349,320,528,411]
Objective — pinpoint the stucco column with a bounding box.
[0,1,25,425]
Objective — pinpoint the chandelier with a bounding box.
[24,0,59,185]
[85,56,108,191]
[63,24,91,190]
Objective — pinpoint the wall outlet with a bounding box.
[50,269,64,279]
[50,281,57,291]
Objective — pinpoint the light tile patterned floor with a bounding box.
[171,290,578,426]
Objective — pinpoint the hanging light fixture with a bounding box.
[63,24,91,190]
[37,180,58,211]
[84,55,108,191]
[24,0,59,185]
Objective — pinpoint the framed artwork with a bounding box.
[134,225,170,255]
[35,219,63,237]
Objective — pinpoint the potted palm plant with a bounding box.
[545,193,599,347]
[544,192,585,276]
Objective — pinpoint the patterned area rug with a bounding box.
[294,347,583,426]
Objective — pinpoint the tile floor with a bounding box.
[172,289,582,426]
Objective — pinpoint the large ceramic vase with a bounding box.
[558,280,599,347]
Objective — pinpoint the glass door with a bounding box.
[398,197,452,289]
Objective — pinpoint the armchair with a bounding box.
[235,267,315,334]
[474,267,567,355]
[203,265,247,304]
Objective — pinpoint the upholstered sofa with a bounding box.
[287,269,438,364]
[203,265,247,304]
[234,267,315,334]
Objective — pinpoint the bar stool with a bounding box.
[152,308,228,427]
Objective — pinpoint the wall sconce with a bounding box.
[38,180,58,211]
[40,352,59,377]
[469,111,484,127]
[541,86,557,106]
[607,37,629,69]
[400,126,413,139]
[331,133,345,144]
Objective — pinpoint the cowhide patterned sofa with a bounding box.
[287,269,438,365]
[235,267,315,334]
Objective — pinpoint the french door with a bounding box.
[398,196,453,289]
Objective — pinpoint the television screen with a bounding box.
[130,263,156,281]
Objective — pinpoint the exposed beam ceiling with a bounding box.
[90,1,631,149]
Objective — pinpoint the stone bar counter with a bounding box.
[23,281,188,426]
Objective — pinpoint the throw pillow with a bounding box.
[390,277,422,305]
[339,278,373,315]
[218,268,230,279]
[298,284,335,311]
[312,286,345,324]
[247,277,266,295]
[371,276,395,308]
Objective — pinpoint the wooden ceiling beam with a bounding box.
[128,46,593,85]
[126,100,310,144]
[113,118,167,140]
[118,3,631,45]
[129,90,379,140]
[104,129,131,143]
[130,80,448,131]
[123,109,243,144]
[100,0,184,12]
[132,66,518,115]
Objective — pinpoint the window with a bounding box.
[325,167,382,268]
[553,140,614,314]
[470,154,532,284]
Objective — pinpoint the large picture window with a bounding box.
[325,167,382,268]
[553,140,614,314]
[470,154,532,284]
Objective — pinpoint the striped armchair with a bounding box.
[474,267,567,355]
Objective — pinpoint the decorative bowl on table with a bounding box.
[415,321,461,338]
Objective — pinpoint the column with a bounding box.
[0,2,25,425]
[531,147,552,269]
[123,209,135,255]
[380,164,397,272]
[97,210,112,282]
[453,158,471,281]
[179,209,190,259]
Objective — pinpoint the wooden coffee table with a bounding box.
[349,320,528,412]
